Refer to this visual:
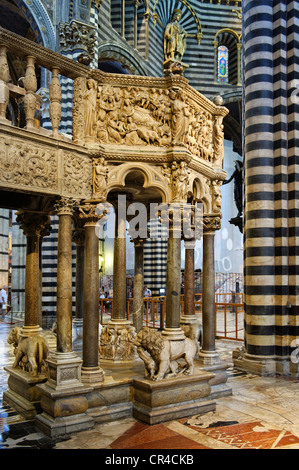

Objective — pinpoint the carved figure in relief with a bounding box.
[99,326,137,361]
[83,79,97,137]
[212,180,222,213]
[170,90,191,146]
[7,327,49,376]
[92,157,108,198]
[164,9,187,62]
[213,116,224,162]
[172,161,189,202]
[124,117,142,145]
[133,327,197,381]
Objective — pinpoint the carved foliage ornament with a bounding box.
[63,151,92,198]
[0,140,57,190]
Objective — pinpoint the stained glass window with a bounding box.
[218,45,228,83]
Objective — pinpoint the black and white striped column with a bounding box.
[235,0,299,375]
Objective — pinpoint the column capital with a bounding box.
[203,215,221,233]
[16,211,51,239]
[79,200,105,226]
[55,197,77,216]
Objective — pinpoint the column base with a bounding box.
[35,351,94,438]
[81,366,105,386]
[46,351,85,391]
[161,327,186,341]
[197,350,232,399]
[197,349,221,366]
[233,348,279,376]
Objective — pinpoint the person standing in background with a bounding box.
[0,286,7,315]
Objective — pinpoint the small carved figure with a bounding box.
[92,157,108,198]
[7,327,49,376]
[83,79,97,137]
[172,161,189,202]
[133,327,198,381]
[164,9,187,62]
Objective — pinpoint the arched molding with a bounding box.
[213,28,242,86]
[98,42,148,76]
[214,28,241,44]
[13,0,56,51]
[190,175,212,214]
[107,162,170,203]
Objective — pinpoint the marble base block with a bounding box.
[132,368,216,425]
[3,366,48,419]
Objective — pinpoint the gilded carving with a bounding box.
[164,9,187,62]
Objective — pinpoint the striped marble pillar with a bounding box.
[234,0,299,375]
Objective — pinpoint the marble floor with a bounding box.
[1,316,299,450]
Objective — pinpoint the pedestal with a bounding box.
[132,368,216,425]
[3,366,48,419]
[35,351,94,437]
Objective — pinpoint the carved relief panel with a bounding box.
[73,77,225,169]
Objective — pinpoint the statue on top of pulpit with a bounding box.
[164,9,187,62]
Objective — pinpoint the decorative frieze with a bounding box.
[72,77,227,170]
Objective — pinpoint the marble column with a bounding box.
[180,238,199,340]
[16,211,51,337]
[43,198,84,390]
[72,226,85,346]
[132,237,145,333]
[163,208,185,341]
[35,198,93,438]
[198,216,221,365]
[99,198,137,363]
[79,201,104,384]
[112,209,127,323]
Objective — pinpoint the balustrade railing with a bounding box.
[0,26,90,136]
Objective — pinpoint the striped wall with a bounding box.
[242,0,299,366]
[0,210,9,290]
[144,219,168,296]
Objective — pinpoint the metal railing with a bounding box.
[98,292,244,341]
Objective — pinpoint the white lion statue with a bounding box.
[7,327,49,376]
[133,327,198,381]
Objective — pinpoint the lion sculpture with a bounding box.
[133,327,198,381]
[7,327,49,376]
